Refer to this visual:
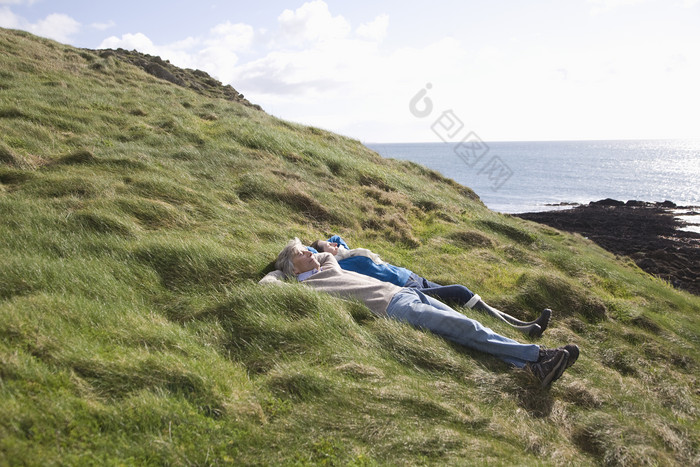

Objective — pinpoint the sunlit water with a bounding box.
[367,140,700,225]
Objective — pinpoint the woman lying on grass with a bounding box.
[260,238,579,388]
[310,235,551,338]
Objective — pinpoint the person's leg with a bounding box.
[468,295,551,337]
[471,296,550,327]
[419,284,546,337]
[403,272,433,289]
[386,289,540,367]
[417,284,475,307]
[407,275,551,337]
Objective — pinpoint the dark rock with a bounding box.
[591,198,625,207]
[144,62,185,87]
[90,48,263,111]
[515,200,700,295]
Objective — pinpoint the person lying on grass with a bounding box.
[310,235,550,338]
[260,238,579,388]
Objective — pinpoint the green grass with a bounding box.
[1,27,699,465]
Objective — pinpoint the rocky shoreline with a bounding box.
[514,199,700,295]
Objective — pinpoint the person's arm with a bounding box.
[329,235,385,263]
[259,270,289,285]
[334,246,384,264]
[328,235,350,250]
[316,251,339,269]
[260,253,337,285]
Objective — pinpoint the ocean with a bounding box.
[366,139,700,217]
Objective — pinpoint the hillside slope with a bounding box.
[1,28,698,465]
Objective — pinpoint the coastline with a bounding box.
[514,199,700,295]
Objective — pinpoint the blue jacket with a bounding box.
[326,235,412,287]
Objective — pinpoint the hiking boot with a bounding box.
[526,347,569,388]
[562,344,579,368]
[534,308,551,335]
[526,323,543,338]
[522,309,551,338]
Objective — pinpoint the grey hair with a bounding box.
[276,237,305,278]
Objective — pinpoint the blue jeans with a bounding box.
[404,273,475,307]
[386,288,539,368]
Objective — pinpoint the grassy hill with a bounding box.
[1,27,698,465]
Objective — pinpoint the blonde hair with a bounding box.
[276,237,305,278]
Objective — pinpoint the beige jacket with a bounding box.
[259,252,402,317]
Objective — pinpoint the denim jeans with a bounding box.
[404,272,475,307]
[386,288,539,368]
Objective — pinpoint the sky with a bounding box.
[1,0,699,143]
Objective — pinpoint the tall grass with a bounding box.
[1,28,699,465]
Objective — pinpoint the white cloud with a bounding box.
[356,14,389,42]
[209,21,254,50]
[100,32,159,54]
[0,6,21,28]
[184,2,476,141]
[95,1,397,103]
[276,0,351,46]
[90,20,115,31]
[29,13,80,43]
[0,7,80,43]
[194,46,240,84]
[229,5,398,100]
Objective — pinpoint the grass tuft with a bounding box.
[135,240,253,290]
[515,271,608,322]
[449,229,497,249]
[53,149,97,165]
[70,210,135,237]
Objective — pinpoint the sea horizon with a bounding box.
[366,139,700,230]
